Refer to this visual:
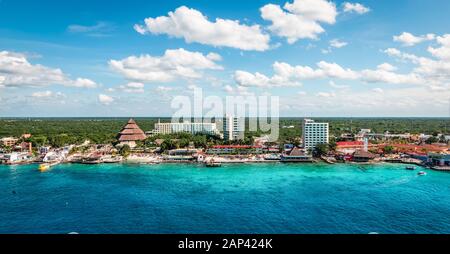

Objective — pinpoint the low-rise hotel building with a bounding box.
[1,137,19,147]
[151,120,220,136]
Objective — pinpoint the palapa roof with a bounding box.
[353,149,376,159]
[117,118,146,141]
[288,147,306,156]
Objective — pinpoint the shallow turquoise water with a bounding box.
[0,163,449,233]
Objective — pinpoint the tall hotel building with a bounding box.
[302,119,329,151]
[152,120,220,136]
[223,115,245,141]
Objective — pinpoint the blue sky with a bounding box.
[0,0,449,117]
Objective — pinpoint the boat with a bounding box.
[38,161,59,172]
[418,171,427,176]
[205,159,222,167]
[405,166,415,170]
[38,164,50,172]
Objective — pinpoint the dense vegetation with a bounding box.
[0,117,449,147]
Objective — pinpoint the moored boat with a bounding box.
[205,159,221,167]
[405,166,415,170]
[418,171,427,176]
[38,161,59,172]
[38,164,50,172]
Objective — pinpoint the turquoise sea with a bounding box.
[0,162,449,234]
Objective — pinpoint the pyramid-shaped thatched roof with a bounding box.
[118,119,146,141]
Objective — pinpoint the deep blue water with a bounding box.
[0,163,449,234]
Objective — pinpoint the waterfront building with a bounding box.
[206,145,263,155]
[223,115,244,141]
[18,142,32,153]
[352,150,376,162]
[428,153,450,167]
[1,152,31,164]
[39,146,51,155]
[280,147,313,162]
[165,149,199,162]
[302,119,329,152]
[117,119,147,148]
[0,137,18,147]
[150,119,220,136]
[336,141,376,154]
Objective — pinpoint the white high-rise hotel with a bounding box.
[302,119,329,151]
[223,115,245,141]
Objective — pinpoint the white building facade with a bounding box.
[302,119,329,151]
[223,116,245,141]
[152,120,220,136]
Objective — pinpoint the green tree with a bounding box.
[160,140,176,152]
[425,136,438,144]
[313,143,329,157]
[328,140,337,152]
[383,145,394,154]
[119,145,131,157]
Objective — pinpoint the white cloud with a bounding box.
[428,34,450,60]
[316,61,359,79]
[393,32,435,47]
[222,85,254,96]
[281,86,449,116]
[377,63,397,72]
[134,6,270,51]
[260,0,337,44]
[223,85,234,93]
[234,69,302,88]
[120,82,145,93]
[31,91,66,100]
[72,78,98,88]
[372,88,384,93]
[322,39,347,54]
[31,91,52,98]
[236,54,441,88]
[329,39,348,48]
[67,22,114,37]
[329,81,349,89]
[360,68,424,85]
[342,2,370,14]
[155,86,173,93]
[0,51,98,88]
[384,42,450,85]
[316,92,336,97]
[98,94,114,105]
[109,48,222,83]
[235,60,360,87]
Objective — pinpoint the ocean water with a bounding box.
[0,162,449,234]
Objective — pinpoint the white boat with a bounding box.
[418,171,427,176]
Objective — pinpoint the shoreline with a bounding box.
[1,160,429,168]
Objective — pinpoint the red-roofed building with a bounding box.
[117,119,146,148]
[336,141,375,154]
